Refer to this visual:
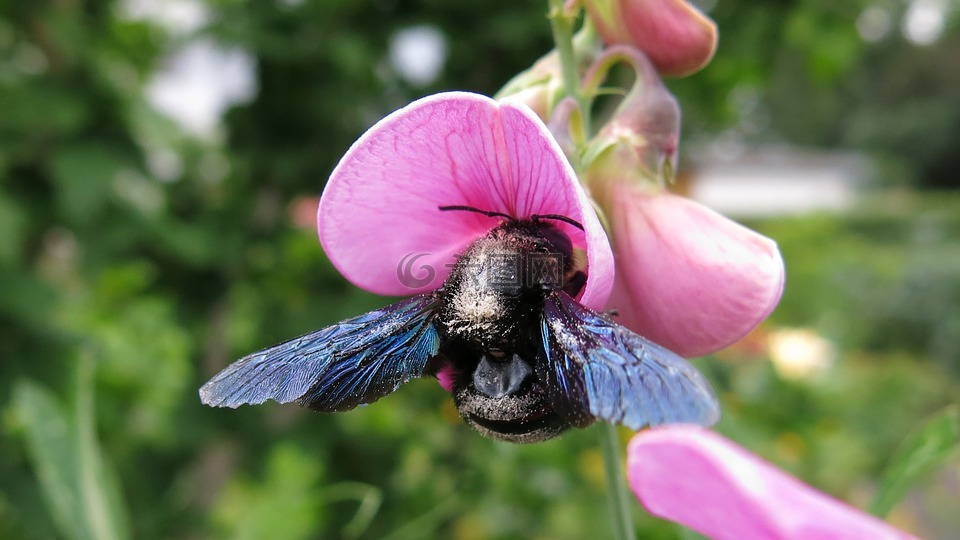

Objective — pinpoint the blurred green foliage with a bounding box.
[1,1,958,539]
[869,406,959,518]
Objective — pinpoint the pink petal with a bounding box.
[318,92,613,309]
[607,186,784,357]
[585,0,718,77]
[436,365,456,392]
[627,426,918,540]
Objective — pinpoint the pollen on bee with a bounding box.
[447,282,504,336]
[549,317,580,350]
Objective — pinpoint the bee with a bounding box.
[200,207,719,443]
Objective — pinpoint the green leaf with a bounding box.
[0,190,27,265]
[49,143,127,225]
[73,357,130,540]
[676,525,709,540]
[316,482,382,539]
[13,357,130,540]
[13,380,85,539]
[0,268,57,328]
[212,443,325,540]
[0,82,89,135]
[869,405,960,517]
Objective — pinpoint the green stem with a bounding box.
[548,0,592,159]
[601,423,636,540]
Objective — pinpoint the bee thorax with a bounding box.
[443,283,511,342]
[438,219,574,346]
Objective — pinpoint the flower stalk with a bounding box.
[602,423,638,540]
[548,0,592,159]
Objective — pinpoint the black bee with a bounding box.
[200,207,719,443]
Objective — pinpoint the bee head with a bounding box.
[451,353,571,443]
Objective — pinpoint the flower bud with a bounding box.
[584,46,680,186]
[495,27,601,120]
[495,52,565,120]
[584,0,718,77]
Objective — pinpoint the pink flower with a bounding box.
[584,0,718,77]
[601,183,785,358]
[584,48,783,358]
[317,92,614,310]
[627,426,919,540]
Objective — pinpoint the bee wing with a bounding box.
[538,291,720,430]
[200,294,441,412]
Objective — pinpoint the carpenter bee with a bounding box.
[200,207,719,443]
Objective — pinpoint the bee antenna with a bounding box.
[438,206,584,231]
[438,205,513,220]
[531,214,584,231]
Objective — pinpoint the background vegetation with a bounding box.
[1,1,958,538]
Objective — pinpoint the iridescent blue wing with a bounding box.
[538,291,720,430]
[199,294,441,412]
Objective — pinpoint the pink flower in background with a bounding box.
[584,47,784,358]
[583,0,718,77]
[317,92,614,310]
[288,195,321,229]
[604,184,785,358]
[627,426,918,540]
